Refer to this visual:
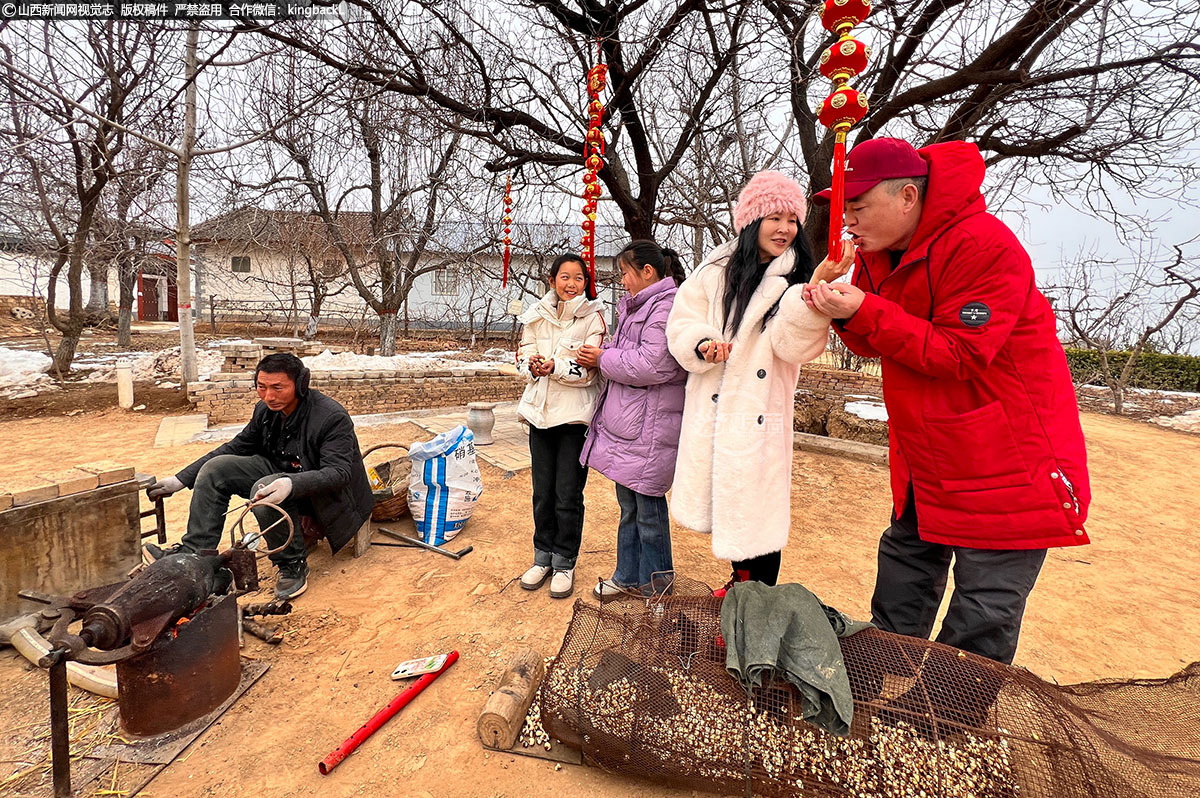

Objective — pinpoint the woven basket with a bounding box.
[363,443,412,522]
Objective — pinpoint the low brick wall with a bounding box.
[793,366,888,445]
[189,369,525,425]
[0,294,46,316]
[189,336,522,424]
[796,365,882,399]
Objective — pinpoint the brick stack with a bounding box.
[0,461,135,510]
[219,342,265,373]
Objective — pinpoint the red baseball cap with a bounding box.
[812,138,929,205]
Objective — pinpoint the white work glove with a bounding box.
[147,475,184,500]
[253,477,294,505]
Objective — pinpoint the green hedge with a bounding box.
[1064,348,1200,392]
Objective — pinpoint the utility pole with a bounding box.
[176,22,199,384]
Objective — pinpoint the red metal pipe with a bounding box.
[318,649,459,774]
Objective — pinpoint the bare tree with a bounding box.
[235,0,778,242]
[90,140,175,346]
[0,22,179,372]
[237,44,497,355]
[768,0,1200,257]
[1051,242,1200,414]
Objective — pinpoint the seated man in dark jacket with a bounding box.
[144,353,374,599]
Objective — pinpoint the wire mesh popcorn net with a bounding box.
[540,576,1200,798]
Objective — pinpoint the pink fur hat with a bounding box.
[732,170,808,233]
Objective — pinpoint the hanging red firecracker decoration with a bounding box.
[501,174,513,287]
[817,0,872,260]
[580,42,607,284]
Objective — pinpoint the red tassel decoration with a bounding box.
[501,175,513,288]
[580,42,607,285]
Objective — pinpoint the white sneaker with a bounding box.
[549,569,575,599]
[592,579,633,603]
[520,564,552,590]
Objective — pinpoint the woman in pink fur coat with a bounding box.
[666,170,853,587]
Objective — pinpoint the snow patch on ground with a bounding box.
[844,400,889,422]
[1151,408,1200,434]
[302,350,503,372]
[84,347,224,382]
[1128,387,1200,399]
[0,346,51,390]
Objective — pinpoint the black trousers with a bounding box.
[731,550,782,586]
[870,487,1047,665]
[528,423,589,570]
[183,454,308,569]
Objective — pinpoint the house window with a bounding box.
[433,267,458,296]
[231,256,250,273]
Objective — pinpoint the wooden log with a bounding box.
[477,647,545,751]
[243,618,282,644]
[0,490,12,512]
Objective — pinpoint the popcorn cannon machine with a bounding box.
[17,501,288,797]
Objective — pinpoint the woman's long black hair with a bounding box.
[721,218,817,337]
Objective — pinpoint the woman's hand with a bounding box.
[528,354,552,377]
[575,344,602,369]
[699,339,733,363]
[811,243,857,285]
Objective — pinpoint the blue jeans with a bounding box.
[612,483,673,592]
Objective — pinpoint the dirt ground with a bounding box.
[0,381,192,419]
[1,407,1198,797]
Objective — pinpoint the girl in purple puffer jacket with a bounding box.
[577,240,688,601]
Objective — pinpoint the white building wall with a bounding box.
[0,249,120,310]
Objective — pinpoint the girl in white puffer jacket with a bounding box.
[516,254,607,599]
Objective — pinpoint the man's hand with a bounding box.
[811,244,856,285]
[147,475,184,500]
[254,477,294,505]
[804,282,866,320]
[575,344,602,369]
[699,340,733,363]
[533,358,555,376]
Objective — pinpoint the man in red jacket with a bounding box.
[807,138,1090,667]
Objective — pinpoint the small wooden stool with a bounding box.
[353,517,373,558]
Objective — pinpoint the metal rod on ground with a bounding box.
[370,541,476,559]
[47,650,72,798]
[319,650,459,774]
[375,527,473,560]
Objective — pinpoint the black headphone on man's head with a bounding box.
[255,353,311,398]
[296,366,311,398]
